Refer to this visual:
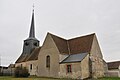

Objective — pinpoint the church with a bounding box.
[15,9,105,79]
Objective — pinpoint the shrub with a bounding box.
[14,67,30,77]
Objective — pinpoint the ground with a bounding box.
[0,76,120,80]
[98,77,120,80]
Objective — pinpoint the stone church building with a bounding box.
[15,9,105,79]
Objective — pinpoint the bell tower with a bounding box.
[22,7,39,56]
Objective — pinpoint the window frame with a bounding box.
[34,42,38,46]
[25,42,29,46]
[66,64,72,73]
[46,55,50,68]
[30,64,32,70]
[21,64,22,68]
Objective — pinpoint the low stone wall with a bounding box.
[0,68,15,76]
[106,70,120,77]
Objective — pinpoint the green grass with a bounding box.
[0,76,120,80]
[0,76,70,80]
[98,77,120,80]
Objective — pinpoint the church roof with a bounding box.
[49,33,69,54]
[49,33,95,54]
[60,53,88,63]
[16,33,95,63]
[15,8,40,63]
[15,47,41,63]
[26,47,41,61]
[107,61,120,69]
[15,54,28,63]
[68,34,94,54]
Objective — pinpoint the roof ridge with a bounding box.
[67,33,95,54]
[48,32,95,41]
[68,33,95,41]
[107,61,120,63]
[48,32,67,40]
[47,32,96,54]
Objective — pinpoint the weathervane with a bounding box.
[33,3,34,8]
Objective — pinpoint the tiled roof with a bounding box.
[68,33,94,54]
[16,33,95,63]
[15,54,28,63]
[26,47,41,61]
[16,47,41,63]
[49,33,95,54]
[60,53,88,63]
[107,61,120,69]
[49,33,69,54]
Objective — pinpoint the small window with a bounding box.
[46,55,50,68]
[34,42,37,46]
[67,65,72,73]
[30,64,32,70]
[36,66,38,72]
[21,64,22,68]
[25,42,29,46]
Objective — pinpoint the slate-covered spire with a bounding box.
[29,7,35,38]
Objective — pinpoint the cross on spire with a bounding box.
[32,3,34,12]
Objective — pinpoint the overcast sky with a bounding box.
[0,0,120,66]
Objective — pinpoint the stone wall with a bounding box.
[37,34,60,77]
[81,54,89,79]
[59,55,89,79]
[0,68,15,76]
[26,60,38,75]
[106,69,120,77]
[59,62,81,79]
[15,60,38,76]
[90,35,104,78]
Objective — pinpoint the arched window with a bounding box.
[46,55,50,68]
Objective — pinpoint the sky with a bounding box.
[0,0,120,66]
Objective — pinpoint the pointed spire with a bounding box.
[29,4,35,38]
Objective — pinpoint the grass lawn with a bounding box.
[0,76,120,80]
[0,76,70,80]
[98,77,120,80]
